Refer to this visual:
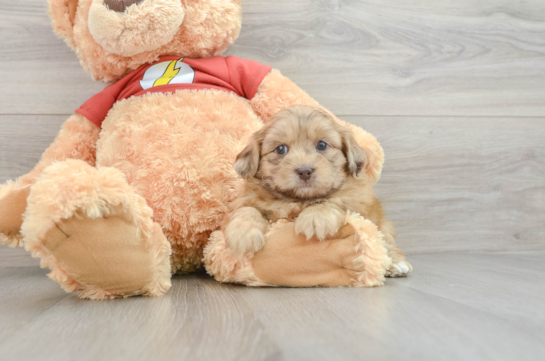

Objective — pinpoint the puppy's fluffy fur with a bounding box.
[225,105,411,277]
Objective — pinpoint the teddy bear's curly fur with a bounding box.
[0,0,397,299]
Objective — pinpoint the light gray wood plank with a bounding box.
[0,247,39,268]
[0,270,280,361]
[0,268,66,340]
[348,116,545,254]
[235,273,545,361]
[0,115,65,182]
[1,1,545,116]
[230,0,545,116]
[401,252,545,329]
[1,115,544,265]
[0,0,105,114]
[1,252,545,361]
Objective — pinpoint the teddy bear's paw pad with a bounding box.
[385,261,412,278]
[42,209,157,297]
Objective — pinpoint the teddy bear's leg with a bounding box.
[380,220,413,278]
[0,182,30,247]
[0,114,99,246]
[21,159,172,299]
[204,213,392,288]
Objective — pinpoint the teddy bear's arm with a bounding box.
[250,69,321,123]
[205,213,392,288]
[20,114,100,184]
[0,114,100,246]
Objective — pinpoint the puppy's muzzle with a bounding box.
[296,166,315,181]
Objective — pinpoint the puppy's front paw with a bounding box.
[295,205,343,241]
[385,261,413,278]
[224,207,268,257]
[225,224,265,258]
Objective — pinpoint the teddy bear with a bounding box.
[0,0,398,299]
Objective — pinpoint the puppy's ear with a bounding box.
[235,133,262,179]
[340,127,368,177]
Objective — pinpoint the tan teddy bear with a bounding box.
[0,0,399,299]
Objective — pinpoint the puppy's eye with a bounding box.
[276,145,288,155]
[316,141,328,151]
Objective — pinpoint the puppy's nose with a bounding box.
[295,167,315,181]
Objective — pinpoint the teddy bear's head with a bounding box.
[49,0,242,82]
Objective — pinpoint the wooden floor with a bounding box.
[0,252,544,361]
[1,0,545,360]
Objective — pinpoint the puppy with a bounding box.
[225,105,412,277]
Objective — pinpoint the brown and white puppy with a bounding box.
[225,105,411,277]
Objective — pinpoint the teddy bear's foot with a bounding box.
[0,180,30,247]
[40,206,170,298]
[21,159,172,299]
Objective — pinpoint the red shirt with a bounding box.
[76,56,272,127]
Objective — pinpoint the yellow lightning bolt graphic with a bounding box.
[153,58,184,87]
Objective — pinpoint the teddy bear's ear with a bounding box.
[48,0,79,48]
